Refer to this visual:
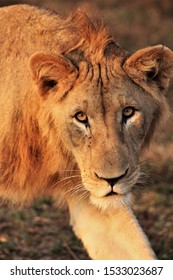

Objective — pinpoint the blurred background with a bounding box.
[0,0,172,260]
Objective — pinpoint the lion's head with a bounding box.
[29,12,173,210]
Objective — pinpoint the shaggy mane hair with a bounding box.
[52,8,123,62]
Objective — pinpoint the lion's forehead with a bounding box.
[77,60,124,86]
[65,59,157,129]
[71,60,127,105]
[70,61,137,109]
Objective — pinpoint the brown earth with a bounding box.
[0,0,173,260]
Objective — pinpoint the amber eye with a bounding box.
[122,107,135,119]
[75,111,88,124]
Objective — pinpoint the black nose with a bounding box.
[104,177,121,187]
[96,169,128,187]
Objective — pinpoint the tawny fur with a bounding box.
[0,4,173,259]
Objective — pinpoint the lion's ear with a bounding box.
[29,52,78,98]
[123,45,173,95]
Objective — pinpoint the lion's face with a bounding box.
[57,63,158,209]
[29,45,173,209]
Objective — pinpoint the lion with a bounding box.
[0,4,173,260]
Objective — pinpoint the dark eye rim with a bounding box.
[122,106,136,120]
[74,111,89,124]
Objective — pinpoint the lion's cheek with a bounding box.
[66,126,83,148]
[65,123,91,166]
[125,114,146,152]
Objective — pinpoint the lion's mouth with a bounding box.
[106,191,118,197]
[90,191,132,210]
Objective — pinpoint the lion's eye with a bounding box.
[75,111,88,124]
[122,107,135,119]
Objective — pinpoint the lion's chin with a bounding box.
[90,192,132,211]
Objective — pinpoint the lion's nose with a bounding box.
[95,168,128,187]
[105,177,122,187]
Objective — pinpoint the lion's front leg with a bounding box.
[68,199,156,260]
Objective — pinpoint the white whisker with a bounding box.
[50,175,81,189]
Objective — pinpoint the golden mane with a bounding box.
[55,8,122,62]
